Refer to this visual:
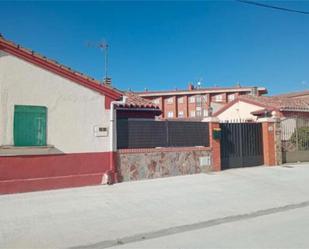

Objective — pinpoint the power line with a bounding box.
[237,0,309,15]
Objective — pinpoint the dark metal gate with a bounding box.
[220,123,264,170]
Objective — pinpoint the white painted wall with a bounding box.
[0,51,110,153]
[217,101,262,122]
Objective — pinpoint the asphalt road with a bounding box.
[1,163,309,249]
[112,203,309,249]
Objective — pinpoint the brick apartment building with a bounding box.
[136,84,268,119]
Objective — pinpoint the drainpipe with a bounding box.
[108,95,127,183]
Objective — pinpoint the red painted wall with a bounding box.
[0,152,111,194]
[262,122,276,166]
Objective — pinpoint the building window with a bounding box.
[178,111,184,118]
[196,96,202,103]
[153,98,160,104]
[14,105,47,146]
[196,110,202,117]
[203,109,209,117]
[215,95,223,102]
[190,110,196,117]
[178,97,184,104]
[167,97,174,104]
[189,96,195,103]
[167,111,174,118]
[228,94,235,102]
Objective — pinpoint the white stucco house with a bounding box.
[214,94,309,122]
[0,35,159,194]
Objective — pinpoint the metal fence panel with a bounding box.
[117,119,167,149]
[168,121,209,147]
[281,117,309,163]
[117,119,209,149]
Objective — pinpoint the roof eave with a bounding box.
[280,108,309,113]
[0,38,121,100]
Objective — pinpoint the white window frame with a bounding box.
[215,95,223,102]
[153,98,160,104]
[189,96,195,103]
[178,97,184,104]
[178,111,184,118]
[228,94,235,101]
[203,109,209,117]
[167,111,174,118]
[166,97,174,104]
[190,110,196,117]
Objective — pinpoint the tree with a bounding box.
[290,127,309,151]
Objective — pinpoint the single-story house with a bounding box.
[0,35,160,194]
[214,94,309,121]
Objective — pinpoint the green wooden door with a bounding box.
[14,105,47,146]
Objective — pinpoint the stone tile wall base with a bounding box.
[117,149,212,182]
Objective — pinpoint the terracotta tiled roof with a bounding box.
[0,34,121,99]
[214,94,309,117]
[116,91,160,110]
[239,95,309,111]
[0,34,161,112]
[274,90,309,98]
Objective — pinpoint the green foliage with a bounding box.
[290,127,309,150]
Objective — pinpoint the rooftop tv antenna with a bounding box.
[196,78,203,89]
[87,39,110,85]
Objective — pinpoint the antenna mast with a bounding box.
[87,40,111,85]
[100,41,109,81]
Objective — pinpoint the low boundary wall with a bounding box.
[117,147,213,182]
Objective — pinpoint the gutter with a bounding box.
[280,108,309,112]
[107,96,128,183]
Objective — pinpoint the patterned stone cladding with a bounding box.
[117,147,212,181]
[274,120,283,165]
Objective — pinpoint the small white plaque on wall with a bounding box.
[200,156,211,166]
[94,125,108,137]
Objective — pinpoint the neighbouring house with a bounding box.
[0,35,160,194]
[214,94,309,121]
[214,93,309,164]
[135,84,267,120]
[275,90,309,99]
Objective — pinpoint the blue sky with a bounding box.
[1,1,309,94]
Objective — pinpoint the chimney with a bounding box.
[103,77,112,86]
[188,83,194,91]
[250,86,258,96]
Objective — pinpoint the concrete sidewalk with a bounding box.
[1,163,309,248]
